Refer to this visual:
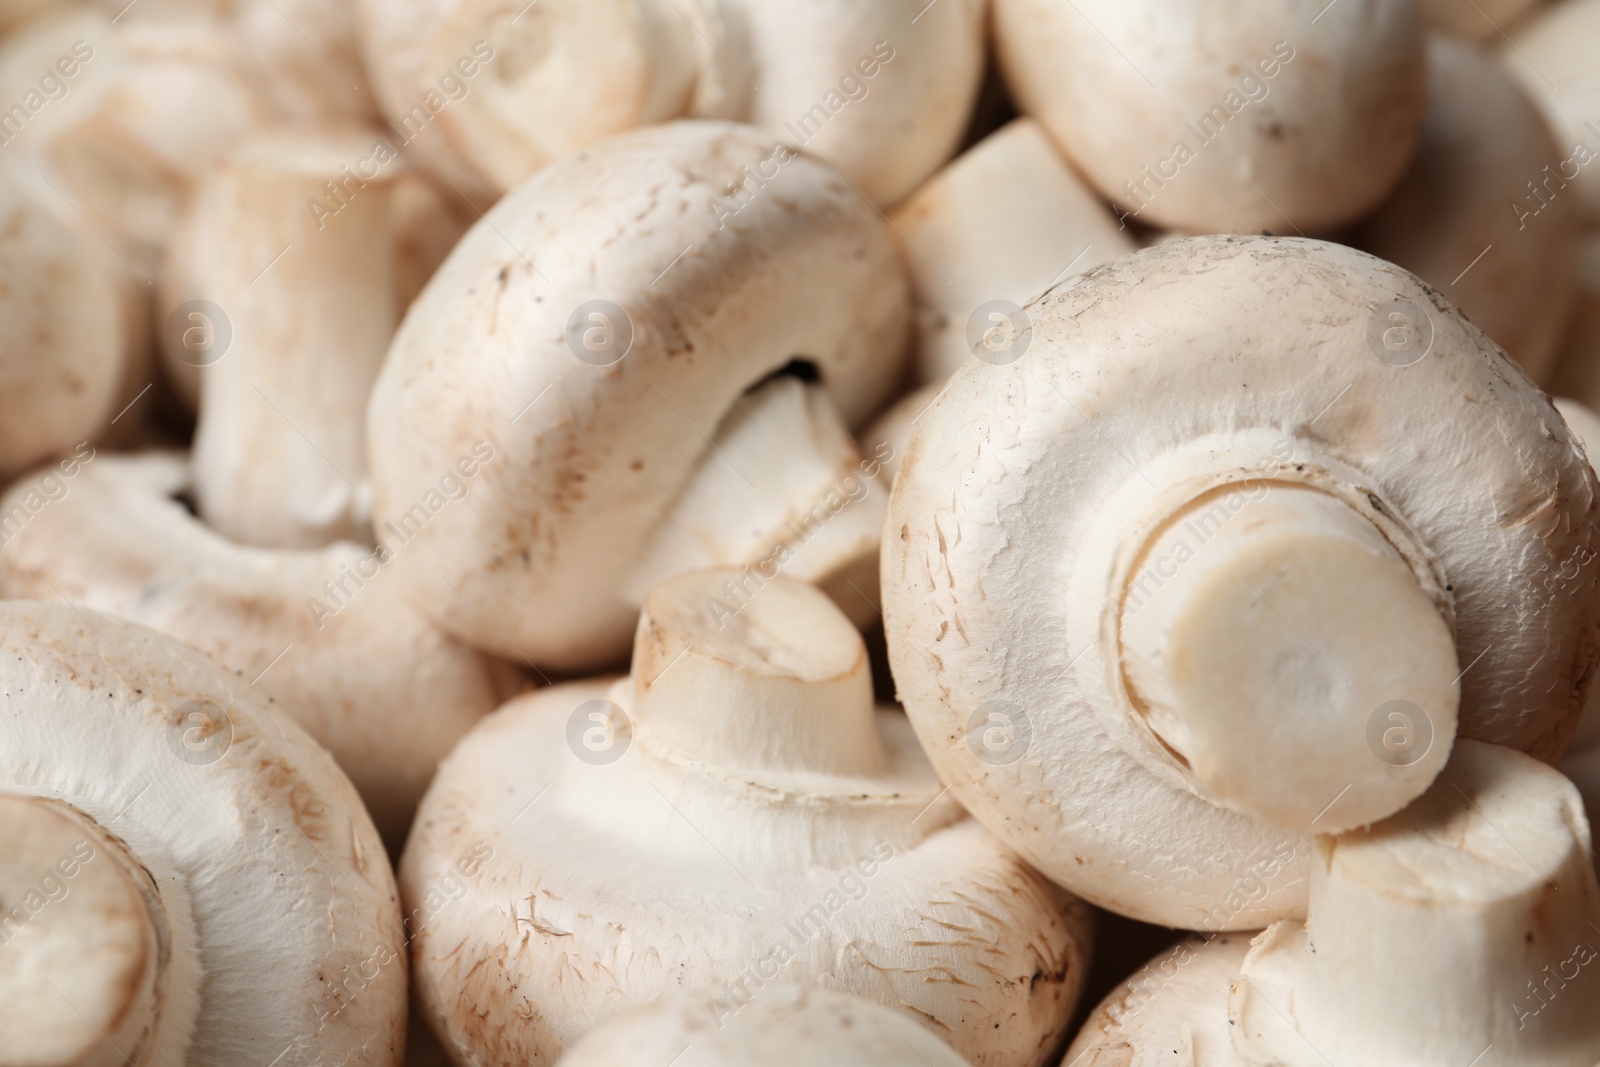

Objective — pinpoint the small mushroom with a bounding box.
[402,569,1092,1067]
[1064,740,1600,1065]
[0,163,145,478]
[0,601,406,1064]
[992,0,1427,234]
[556,984,972,1067]
[1503,0,1600,224]
[1349,35,1579,381]
[354,0,984,206]
[161,129,402,548]
[884,235,1600,929]
[368,120,908,672]
[0,451,524,844]
[889,118,1137,383]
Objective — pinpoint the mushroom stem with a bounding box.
[172,131,400,549]
[631,569,887,780]
[623,375,887,628]
[1119,481,1459,834]
[1233,741,1600,1066]
[0,795,166,1067]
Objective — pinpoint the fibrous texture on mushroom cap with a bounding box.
[402,570,1090,1067]
[0,601,406,1064]
[884,234,1600,930]
[0,452,522,845]
[367,120,908,672]
[557,984,974,1067]
[992,0,1426,235]
[1350,35,1579,382]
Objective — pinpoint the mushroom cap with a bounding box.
[884,234,1600,928]
[0,164,137,477]
[1350,35,1579,381]
[888,118,1136,382]
[1058,934,1252,1067]
[557,984,974,1067]
[992,0,1426,234]
[0,601,405,1064]
[367,120,908,672]
[727,0,987,208]
[0,451,522,844]
[402,571,1090,1067]
[1503,0,1600,224]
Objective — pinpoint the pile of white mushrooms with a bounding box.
[4,0,1600,1064]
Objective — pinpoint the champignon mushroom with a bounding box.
[367,120,908,672]
[889,118,1137,383]
[403,568,1091,1067]
[556,984,973,1067]
[991,0,1427,235]
[1349,35,1579,381]
[0,451,524,845]
[0,600,406,1064]
[884,234,1600,930]
[354,0,984,206]
[1503,0,1600,225]
[1064,740,1600,1065]
[0,163,145,478]
[161,129,402,548]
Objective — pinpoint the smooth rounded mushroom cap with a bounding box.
[1057,934,1252,1067]
[1419,0,1545,38]
[889,118,1137,383]
[885,234,1600,929]
[1350,35,1579,381]
[1503,0,1600,224]
[1547,234,1600,406]
[0,601,405,1064]
[1234,741,1600,1066]
[163,129,401,549]
[0,165,138,477]
[726,0,986,208]
[402,569,1090,1067]
[0,796,163,1067]
[0,451,523,845]
[557,984,973,1067]
[992,0,1426,235]
[368,120,908,672]
[355,0,734,199]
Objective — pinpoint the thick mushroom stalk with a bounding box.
[1120,483,1459,833]
[631,567,886,780]
[0,796,165,1067]
[165,130,400,549]
[624,375,888,628]
[1233,741,1600,1066]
